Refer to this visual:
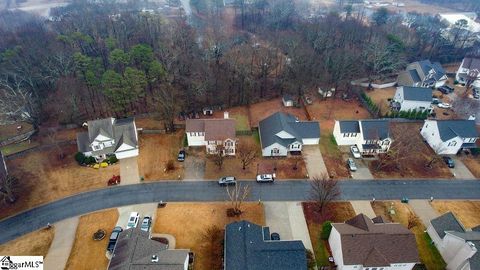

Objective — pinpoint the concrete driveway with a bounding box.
[119,157,140,185]
[302,145,328,179]
[44,216,79,270]
[116,203,158,228]
[263,202,314,252]
[409,200,439,226]
[184,149,205,180]
[350,159,374,180]
[450,157,475,179]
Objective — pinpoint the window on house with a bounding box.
[343,133,348,137]
[272,148,280,154]
[93,145,101,150]
[448,141,457,147]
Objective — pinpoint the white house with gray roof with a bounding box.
[456,57,480,89]
[333,119,392,155]
[397,60,447,88]
[76,117,138,161]
[427,212,480,270]
[258,112,320,157]
[420,120,479,155]
[393,86,433,113]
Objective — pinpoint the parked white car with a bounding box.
[126,212,139,229]
[256,174,275,183]
[350,145,361,159]
[140,216,152,232]
[438,103,451,109]
[347,158,357,171]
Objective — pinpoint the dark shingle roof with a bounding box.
[339,121,360,133]
[186,119,236,140]
[418,60,446,81]
[258,112,320,148]
[76,132,90,153]
[430,212,465,239]
[402,86,432,102]
[361,120,390,140]
[109,228,189,270]
[409,69,421,83]
[332,214,419,267]
[436,120,479,142]
[225,220,307,270]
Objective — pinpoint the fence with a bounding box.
[4,140,77,160]
[0,129,37,147]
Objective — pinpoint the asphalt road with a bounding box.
[1,179,480,244]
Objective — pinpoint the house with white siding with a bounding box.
[427,212,480,270]
[333,119,392,155]
[397,60,447,88]
[456,57,480,89]
[420,120,479,155]
[76,117,139,161]
[392,86,433,113]
[186,112,237,155]
[329,214,419,270]
[258,112,320,157]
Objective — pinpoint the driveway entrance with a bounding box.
[119,157,140,185]
[302,145,328,179]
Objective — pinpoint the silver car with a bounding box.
[218,176,236,186]
[347,158,357,171]
[256,174,275,182]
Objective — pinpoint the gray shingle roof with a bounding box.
[430,212,465,239]
[88,118,115,142]
[436,120,479,142]
[339,121,360,133]
[448,231,480,241]
[409,69,421,83]
[361,120,390,140]
[461,57,480,71]
[76,132,90,153]
[225,220,307,270]
[469,241,480,270]
[109,228,189,270]
[402,86,432,102]
[419,60,446,81]
[258,112,320,148]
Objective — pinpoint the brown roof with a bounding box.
[332,214,419,267]
[186,119,236,141]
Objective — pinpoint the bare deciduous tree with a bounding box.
[0,175,17,204]
[201,225,223,270]
[407,212,420,229]
[226,183,250,215]
[237,139,257,170]
[309,174,340,216]
[212,145,225,170]
[425,143,447,168]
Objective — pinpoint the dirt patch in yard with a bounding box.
[249,98,308,127]
[65,209,119,270]
[365,87,396,115]
[431,201,480,228]
[371,201,446,269]
[138,132,185,181]
[1,145,119,220]
[0,227,54,257]
[319,135,350,179]
[461,157,480,179]
[152,202,265,270]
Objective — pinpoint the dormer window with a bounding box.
[93,144,102,150]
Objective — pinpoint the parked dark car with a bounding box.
[473,89,479,99]
[443,156,455,168]
[177,150,186,162]
[438,85,454,94]
[270,232,280,241]
[107,226,123,252]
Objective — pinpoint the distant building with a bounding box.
[420,120,479,155]
[108,227,190,270]
[329,214,420,270]
[397,60,447,88]
[76,117,139,161]
[393,86,433,113]
[224,220,307,270]
[186,112,237,155]
[282,94,295,107]
[427,212,480,270]
[333,119,392,155]
[258,112,320,157]
[456,57,480,89]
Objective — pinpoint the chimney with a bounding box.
[224,111,229,119]
[151,255,159,263]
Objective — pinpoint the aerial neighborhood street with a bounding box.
[1,0,480,270]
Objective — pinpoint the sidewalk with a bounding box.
[44,216,79,270]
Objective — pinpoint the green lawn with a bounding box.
[252,130,260,146]
[233,114,250,131]
[315,239,330,267]
[0,141,40,156]
[417,232,446,269]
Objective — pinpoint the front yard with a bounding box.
[152,202,265,270]
[0,227,54,257]
[370,201,446,269]
[461,156,480,178]
[431,201,480,228]
[65,209,119,270]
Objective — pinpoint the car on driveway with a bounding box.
[347,158,357,171]
[218,176,236,186]
[438,85,454,94]
[431,98,440,105]
[256,174,275,183]
[126,212,139,229]
[107,226,123,252]
[350,145,361,159]
[438,102,451,109]
[141,216,152,232]
[443,156,455,168]
[473,89,479,99]
[177,150,186,162]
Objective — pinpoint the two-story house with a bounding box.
[329,214,420,270]
[258,112,320,157]
[186,112,237,155]
[456,57,480,89]
[333,119,392,155]
[76,117,139,161]
[427,212,480,270]
[420,120,479,155]
[397,60,447,88]
[392,86,433,113]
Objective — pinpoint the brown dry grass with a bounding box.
[138,132,185,181]
[210,106,250,131]
[431,201,480,228]
[135,115,165,130]
[35,126,81,144]
[65,209,119,270]
[0,227,54,257]
[461,157,480,178]
[249,98,308,127]
[152,202,265,270]
[368,122,453,179]
[0,121,34,141]
[366,87,396,115]
[1,145,119,219]
[371,201,446,269]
